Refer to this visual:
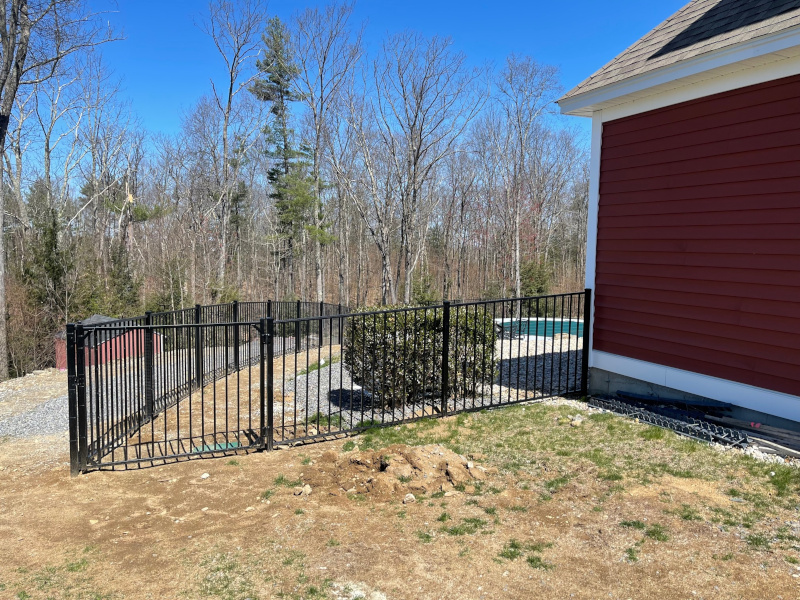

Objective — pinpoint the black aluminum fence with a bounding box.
[68,291,591,473]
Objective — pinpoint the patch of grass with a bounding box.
[784,555,799,565]
[640,426,665,441]
[441,517,488,536]
[746,533,771,550]
[713,552,734,561]
[273,474,302,488]
[620,520,646,530]
[397,475,412,483]
[645,524,669,542]
[544,476,569,493]
[64,558,88,573]
[509,505,528,513]
[437,512,451,522]
[465,499,479,507]
[305,412,344,430]
[768,465,800,497]
[294,508,305,515]
[260,489,275,501]
[397,510,407,519]
[431,491,445,499]
[483,506,497,516]
[355,419,381,430]
[499,539,524,560]
[347,493,366,502]
[298,355,341,376]
[199,552,258,600]
[662,466,695,479]
[226,459,240,466]
[301,455,312,466]
[676,504,702,521]
[342,440,356,452]
[625,547,639,562]
[326,539,340,547]
[526,555,554,570]
[600,471,623,482]
[415,531,433,544]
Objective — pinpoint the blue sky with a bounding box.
[98,0,688,139]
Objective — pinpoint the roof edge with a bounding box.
[558,24,800,117]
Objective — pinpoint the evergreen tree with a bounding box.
[251,17,333,293]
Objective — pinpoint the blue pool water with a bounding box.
[498,319,584,338]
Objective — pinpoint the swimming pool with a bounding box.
[495,318,584,338]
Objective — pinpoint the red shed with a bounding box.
[55,314,163,370]
[558,0,800,422]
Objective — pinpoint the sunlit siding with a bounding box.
[595,73,800,397]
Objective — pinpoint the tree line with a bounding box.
[1,0,588,378]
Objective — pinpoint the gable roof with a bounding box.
[559,0,800,103]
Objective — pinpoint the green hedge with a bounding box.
[343,305,497,409]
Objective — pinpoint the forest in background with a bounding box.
[1,0,588,377]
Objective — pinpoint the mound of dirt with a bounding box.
[304,444,494,501]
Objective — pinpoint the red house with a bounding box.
[558,0,800,422]
[55,314,163,370]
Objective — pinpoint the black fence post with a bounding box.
[266,317,274,450]
[195,304,203,387]
[144,312,155,419]
[67,324,79,476]
[441,301,451,416]
[259,318,274,451]
[581,288,593,397]
[295,300,301,353]
[75,323,88,472]
[267,299,272,318]
[232,300,240,371]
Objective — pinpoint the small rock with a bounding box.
[245,506,254,512]
[89,519,98,525]
[444,491,454,497]
[201,507,209,512]
[403,493,416,504]
[302,484,312,496]
[308,428,318,436]
[200,473,210,480]
[467,461,474,469]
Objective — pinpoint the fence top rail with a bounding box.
[67,294,586,330]
[75,321,266,332]
[67,300,345,330]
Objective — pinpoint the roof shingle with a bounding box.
[560,0,800,102]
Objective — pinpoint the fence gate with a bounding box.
[68,294,590,474]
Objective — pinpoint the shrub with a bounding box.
[343,305,497,409]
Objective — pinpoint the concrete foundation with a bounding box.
[589,367,800,433]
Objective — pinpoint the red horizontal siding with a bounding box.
[595,73,800,398]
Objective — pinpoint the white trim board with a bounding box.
[600,54,800,122]
[593,350,800,423]
[585,114,602,365]
[558,25,800,117]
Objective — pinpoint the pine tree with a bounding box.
[251,17,333,295]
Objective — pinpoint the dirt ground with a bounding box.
[1,385,800,599]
